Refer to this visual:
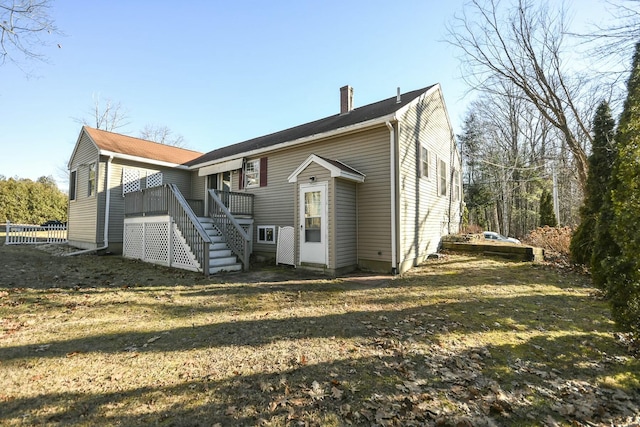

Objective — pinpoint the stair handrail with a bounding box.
[207,189,250,271]
[167,184,211,276]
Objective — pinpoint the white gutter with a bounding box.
[189,113,399,170]
[99,150,191,169]
[386,121,398,275]
[65,156,113,256]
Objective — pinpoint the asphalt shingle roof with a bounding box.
[187,85,434,167]
[84,126,203,165]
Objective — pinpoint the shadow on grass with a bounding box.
[2,334,637,426]
[0,289,616,362]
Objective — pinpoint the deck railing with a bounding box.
[213,190,254,217]
[124,185,211,276]
[208,189,251,271]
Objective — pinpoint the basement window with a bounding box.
[257,225,275,244]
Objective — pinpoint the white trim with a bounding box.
[69,168,78,201]
[191,114,398,170]
[197,158,243,176]
[288,154,366,183]
[299,182,329,265]
[88,162,97,197]
[386,121,398,274]
[257,225,276,244]
[419,144,430,179]
[99,150,191,169]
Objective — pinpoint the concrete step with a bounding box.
[209,263,243,274]
[209,255,239,267]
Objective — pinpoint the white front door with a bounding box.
[299,183,327,265]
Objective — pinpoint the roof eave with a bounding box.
[188,112,399,170]
[98,150,192,169]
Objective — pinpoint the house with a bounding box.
[66,127,203,253]
[67,84,462,275]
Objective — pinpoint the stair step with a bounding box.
[209,263,242,274]
[210,249,232,258]
[210,242,228,250]
[209,256,239,267]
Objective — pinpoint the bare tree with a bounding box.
[139,124,186,147]
[74,94,131,132]
[582,0,640,62]
[0,0,58,68]
[447,0,591,190]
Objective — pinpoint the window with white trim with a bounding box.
[88,163,96,197]
[69,170,77,201]
[122,168,141,195]
[257,225,276,244]
[453,169,460,201]
[438,158,447,196]
[245,159,260,188]
[419,144,430,178]
[146,171,163,188]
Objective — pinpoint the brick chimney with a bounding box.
[340,85,353,115]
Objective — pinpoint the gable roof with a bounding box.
[186,85,437,167]
[288,154,366,183]
[82,126,203,166]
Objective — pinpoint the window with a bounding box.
[419,145,430,178]
[438,158,447,196]
[146,171,163,188]
[122,168,141,195]
[257,225,275,244]
[88,163,96,197]
[245,159,260,188]
[242,157,268,189]
[453,169,460,201]
[69,170,77,201]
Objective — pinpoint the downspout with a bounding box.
[65,156,113,256]
[386,121,398,275]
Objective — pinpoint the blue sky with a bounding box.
[0,0,610,189]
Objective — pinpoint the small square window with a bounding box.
[257,225,275,244]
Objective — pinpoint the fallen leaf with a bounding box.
[307,381,326,400]
[331,386,343,399]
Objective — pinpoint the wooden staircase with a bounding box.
[197,217,243,274]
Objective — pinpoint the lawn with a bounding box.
[0,244,638,426]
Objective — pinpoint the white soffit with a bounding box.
[197,158,243,176]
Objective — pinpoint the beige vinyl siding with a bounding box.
[238,126,390,266]
[68,133,99,246]
[334,179,357,268]
[397,88,460,269]
[105,159,193,244]
[191,171,206,208]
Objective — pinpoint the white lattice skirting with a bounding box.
[123,216,200,272]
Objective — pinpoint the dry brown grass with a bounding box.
[0,244,638,426]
